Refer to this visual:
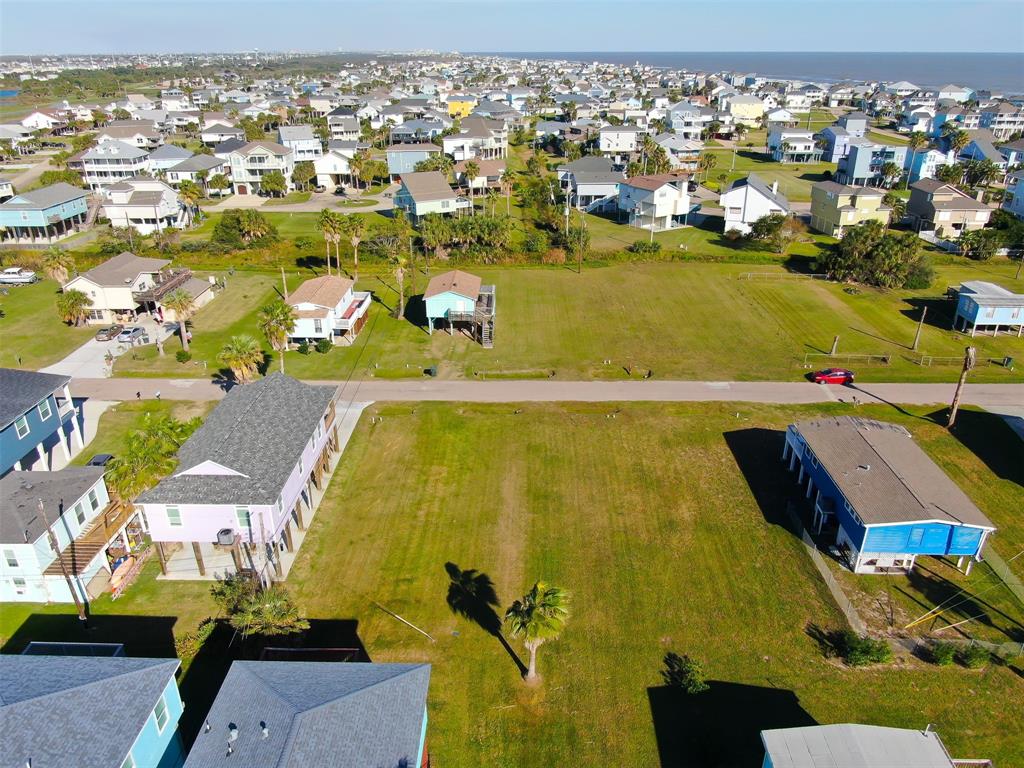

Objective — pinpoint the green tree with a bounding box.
[258,299,297,373]
[697,152,717,184]
[883,192,907,226]
[316,208,339,275]
[105,414,200,503]
[879,161,902,188]
[563,140,581,161]
[260,169,287,197]
[935,163,964,184]
[56,289,92,326]
[338,214,367,278]
[948,129,970,158]
[463,159,480,214]
[566,223,590,273]
[208,173,230,196]
[749,212,789,252]
[413,153,454,176]
[218,334,263,384]
[292,160,315,191]
[662,652,710,694]
[419,214,452,261]
[163,288,196,351]
[504,581,571,682]
[238,209,274,244]
[41,245,74,284]
[112,107,131,120]
[958,228,1001,261]
[821,219,886,281]
[228,585,310,638]
[39,169,84,188]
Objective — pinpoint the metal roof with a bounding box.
[761,724,956,768]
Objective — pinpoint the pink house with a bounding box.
[137,373,341,582]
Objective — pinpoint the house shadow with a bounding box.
[927,407,1024,487]
[901,564,1024,642]
[1,613,178,658]
[404,294,428,330]
[900,297,956,329]
[647,678,816,767]
[444,562,527,677]
[723,429,802,534]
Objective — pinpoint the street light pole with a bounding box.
[38,499,88,626]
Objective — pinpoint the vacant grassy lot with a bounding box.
[2,402,1021,765]
[700,149,837,201]
[113,261,1024,383]
[0,278,95,369]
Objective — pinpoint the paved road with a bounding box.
[69,377,1024,408]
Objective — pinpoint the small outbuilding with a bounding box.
[423,270,495,347]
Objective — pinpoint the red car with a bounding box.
[811,368,856,385]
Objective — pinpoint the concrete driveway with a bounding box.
[41,317,180,378]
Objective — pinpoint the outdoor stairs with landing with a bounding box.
[44,503,128,576]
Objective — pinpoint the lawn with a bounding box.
[5,402,1019,765]
[699,150,837,201]
[264,191,313,206]
[0,278,95,369]
[112,261,1024,384]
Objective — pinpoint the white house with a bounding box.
[77,141,150,189]
[654,133,704,170]
[96,125,163,149]
[617,173,696,231]
[145,144,194,175]
[200,123,244,146]
[101,178,187,235]
[287,275,372,346]
[227,141,295,195]
[277,125,322,162]
[165,155,229,192]
[598,125,645,160]
[442,117,508,162]
[768,128,822,163]
[327,113,361,142]
[720,173,790,235]
[20,110,68,133]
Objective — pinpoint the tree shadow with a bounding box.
[900,296,956,329]
[723,428,802,535]
[904,562,1024,642]
[927,407,1024,486]
[648,677,816,767]
[444,562,527,677]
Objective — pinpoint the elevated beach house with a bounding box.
[719,173,789,235]
[0,654,186,768]
[952,280,1024,337]
[394,171,470,222]
[0,369,81,475]
[287,275,372,346]
[782,417,995,575]
[183,662,431,768]
[0,182,90,244]
[424,269,495,348]
[136,374,342,582]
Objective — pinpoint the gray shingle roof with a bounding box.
[0,655,180,768]
[78,251,170,287]
[0,466,105,544]
[183,662,430,768]
[729,172,790,210]
[792,417,994,528]
[399,171,456,203]
[0,368,70,431]
[557,155,613,174]
[278,125,316,142]
[0,182,87,211]
[148,144,194,161]
[168,154,226,173]
[138,373,337,506]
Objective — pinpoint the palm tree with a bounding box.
[883,192,907,227]
[217,334,263,384]
[163,288,196,351]
[464,160,480,215]
[419,214,452,262]
[316,208,336,275]
[105,431,177,503]
[56,289,92,326]
[258,299,296,373]
[504,581,571,682]
[697,152,717,184]
[42,246,74,284]
[905,131,927,189]
[209,173,230,197]
[949,129,970,160]
[238,209,271,244]
[879,161,902,188]
[229,585,310,638]
[340,215,367,279]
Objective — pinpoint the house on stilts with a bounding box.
[423,270,495,348]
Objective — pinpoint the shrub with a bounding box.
[541,247,566,265]
[628,240,662,254]
[724,228,744,242]
[314,338,332,354]
[293,236,315,250]
[175,350,192,363]
[903,253,935,289]
[958,644,990,669]
[523,229,549,254]
[930,641,956,666]
[173,617,216,660]
[661,652,710,694]
[835,629,893,666]
[297,341,310,355]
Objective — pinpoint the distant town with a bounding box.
[0,46,1022,768]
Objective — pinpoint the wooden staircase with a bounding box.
[44,503,130,576]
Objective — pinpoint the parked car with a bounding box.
[116,326,145,343]
[86,453,114,467]
[95,324,124,341]
[0,267,38,285]
[810,368,856,385]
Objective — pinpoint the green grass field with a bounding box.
[0,278,95,369]
[3,401,1019,766]
[112,261,1024,383]
[699,149,836,201]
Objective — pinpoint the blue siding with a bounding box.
[126,676,186,768]
[0,391,67,474]
[798,441,867,549]
[425,290,476,321]
[0,195,88,228]
[387,150,437,176]
[956,293,1024,327]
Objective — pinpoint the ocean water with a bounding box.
[483,52,1024,93]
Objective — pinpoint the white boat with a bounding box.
[0,267,38,285]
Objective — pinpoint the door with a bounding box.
[237,185,248,195]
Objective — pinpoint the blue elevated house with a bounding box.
[0,652,186,768]
[782,417,995,575]
[0,368,82,476]
[184,661,431,768]
[952,281,1024,338]
[0,181,89,244]
[424,269,495,347]
[386,143,442,179]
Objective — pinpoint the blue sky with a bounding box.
[1,1,1021,55]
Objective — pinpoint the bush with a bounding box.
[930,641,956,666]
[293,236,315,250]
[175,350,192,363]
[523,229,550,254]
[836,629,893,666]
[958,644,990,669]
[628,240,663,254]
[661,652,710,694]
[297,341,310,355]
[903,254,935,289]
[173,617,216,660]
[314,338,332,354]
[541,247,566,265]
[724,228,744,242]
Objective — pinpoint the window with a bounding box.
[153,694,169,733]
[166,506,182,527]
[14,416,29,439]
[37,399,52,421]
[236,506,252,529]
[88,489,99,511]
[120,753,136,768]
[314,319,323,334]
[3,549,18,568]
[13,577,26,593]
[75,503,86,526]
[909,527,925,546]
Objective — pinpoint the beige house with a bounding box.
[227,140,295,196]
[63,251,213,324]
[907,179,994,235]
[810,181,891,238]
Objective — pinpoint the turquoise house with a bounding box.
[386,143,441,177]
[423,269,495,347]
[953,281,1024,337]
[0,653,186,768]
[0,181,89,243]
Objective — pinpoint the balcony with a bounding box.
[133,268,193,303]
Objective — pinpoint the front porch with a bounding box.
[0,212,88,244]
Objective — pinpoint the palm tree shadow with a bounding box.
[444,562,527,677]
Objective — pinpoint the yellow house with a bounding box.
[726,94,767,127]
[446,94,477,118]
[810,181,891,238]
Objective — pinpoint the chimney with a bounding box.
[771,180,779,195]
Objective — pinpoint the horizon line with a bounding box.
[2,49,1023,56]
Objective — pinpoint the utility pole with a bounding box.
[830,335,840,356]
[947,345,976,428]
[38,500,88,626]
[912,306,927,351]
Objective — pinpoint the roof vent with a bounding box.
[228,725,238,742]
[260,721,269,739]
[857,464,871,472]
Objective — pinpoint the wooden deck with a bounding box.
[43,502,133,576]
